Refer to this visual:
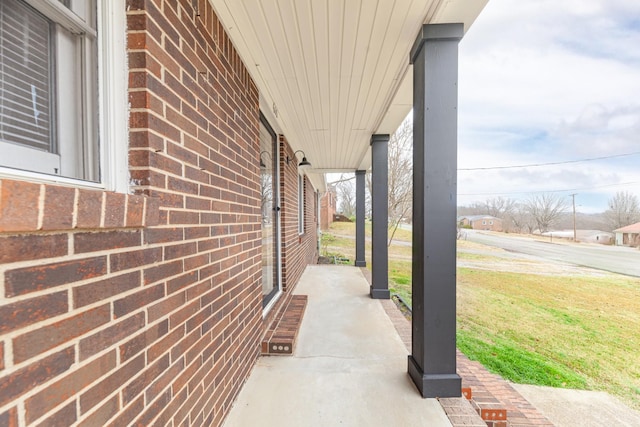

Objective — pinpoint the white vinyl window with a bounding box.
[298,173,304,234]
[0,0,127,189]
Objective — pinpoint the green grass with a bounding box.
[389,259,412,304]
[456,329,588,388]
[388,226,412,242]
[322,221,640,409]
[457,267,640,409]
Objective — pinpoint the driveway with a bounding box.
[465,230,640,278]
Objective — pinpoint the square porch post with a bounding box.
[408,23,463,398]
[355,170,367,267]
[370,135,390,299]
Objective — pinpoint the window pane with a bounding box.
[260,120,279,305]
[58,0,95,27]
[0,0,54,152]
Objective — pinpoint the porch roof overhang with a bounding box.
[209,0,488,191]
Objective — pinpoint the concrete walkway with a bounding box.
[513,384,640,427]
[223,265,452,427]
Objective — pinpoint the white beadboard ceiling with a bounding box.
[210,0,488,190]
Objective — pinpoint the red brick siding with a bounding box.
[279,137,319,292]
[320,189,337,230]
[470,218,503,232]
[0,1,266,426]
[264,168,318,326]
[261,141,319,328]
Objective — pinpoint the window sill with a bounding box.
[0,178,159,233]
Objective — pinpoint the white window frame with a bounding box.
[298,173,304,235]
[98,0,128,192]
[0,0,128,192]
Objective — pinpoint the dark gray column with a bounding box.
[355,170,366,267]
[408,23,463,398]
[370,134,390,299]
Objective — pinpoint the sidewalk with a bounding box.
[223,265,452,426]
[513,384,640,427]
[377,271,640,427]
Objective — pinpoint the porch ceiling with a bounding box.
[210,0,488,189]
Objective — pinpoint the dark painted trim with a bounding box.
[355,170,366,267]
[409,23,463,397]
[408,356,462,398]
[370,134,390,300]
[410,23,464,64]
[259,112,281,309]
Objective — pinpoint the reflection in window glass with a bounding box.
[260,118,279,306]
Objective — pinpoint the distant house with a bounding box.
[459,215,503,232]
[614,222,640,246]
[320,186,337,230]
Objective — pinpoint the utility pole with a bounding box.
[570,193,577,242]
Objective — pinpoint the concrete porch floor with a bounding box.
[223,265,452,426]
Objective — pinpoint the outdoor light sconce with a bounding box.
[286,150,312,168]
[259,151,271,168]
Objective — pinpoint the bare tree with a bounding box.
[511,203,536,234]
[458,198,514,217]
[524,193,569,234]
[457,201,487,216]
[605,191,640,230]
[260,171,273,222]
[335,174,356,217]
[481,197,517,232]
[457,197,516,231]
[484,197,516,218]
[387,118,413,245]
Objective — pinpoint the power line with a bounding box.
[458,181,640,197]
[458,151,640,171]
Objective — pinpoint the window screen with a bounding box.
[0,0,54,153]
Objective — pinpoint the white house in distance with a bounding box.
[614,222,640,247]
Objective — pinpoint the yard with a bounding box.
[321,221,640,409]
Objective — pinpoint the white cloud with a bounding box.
[457,0,640,212]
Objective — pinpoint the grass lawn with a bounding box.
[321,221,640,409]
[458,268,640,409]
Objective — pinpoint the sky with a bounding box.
[456,0,640,213]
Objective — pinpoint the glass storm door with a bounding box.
[260,115,280,307]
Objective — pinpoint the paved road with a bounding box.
[465,230,640,278]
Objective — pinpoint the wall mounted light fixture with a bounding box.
[286,150,312,168]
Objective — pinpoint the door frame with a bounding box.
[259,112,282,313]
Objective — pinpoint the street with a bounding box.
[465,230,640,278]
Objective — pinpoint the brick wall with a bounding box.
[0,1,276,426]
[470,219,503,232]
[279,137,319,292]
[1,1,320,425]
[320,188,337,230]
